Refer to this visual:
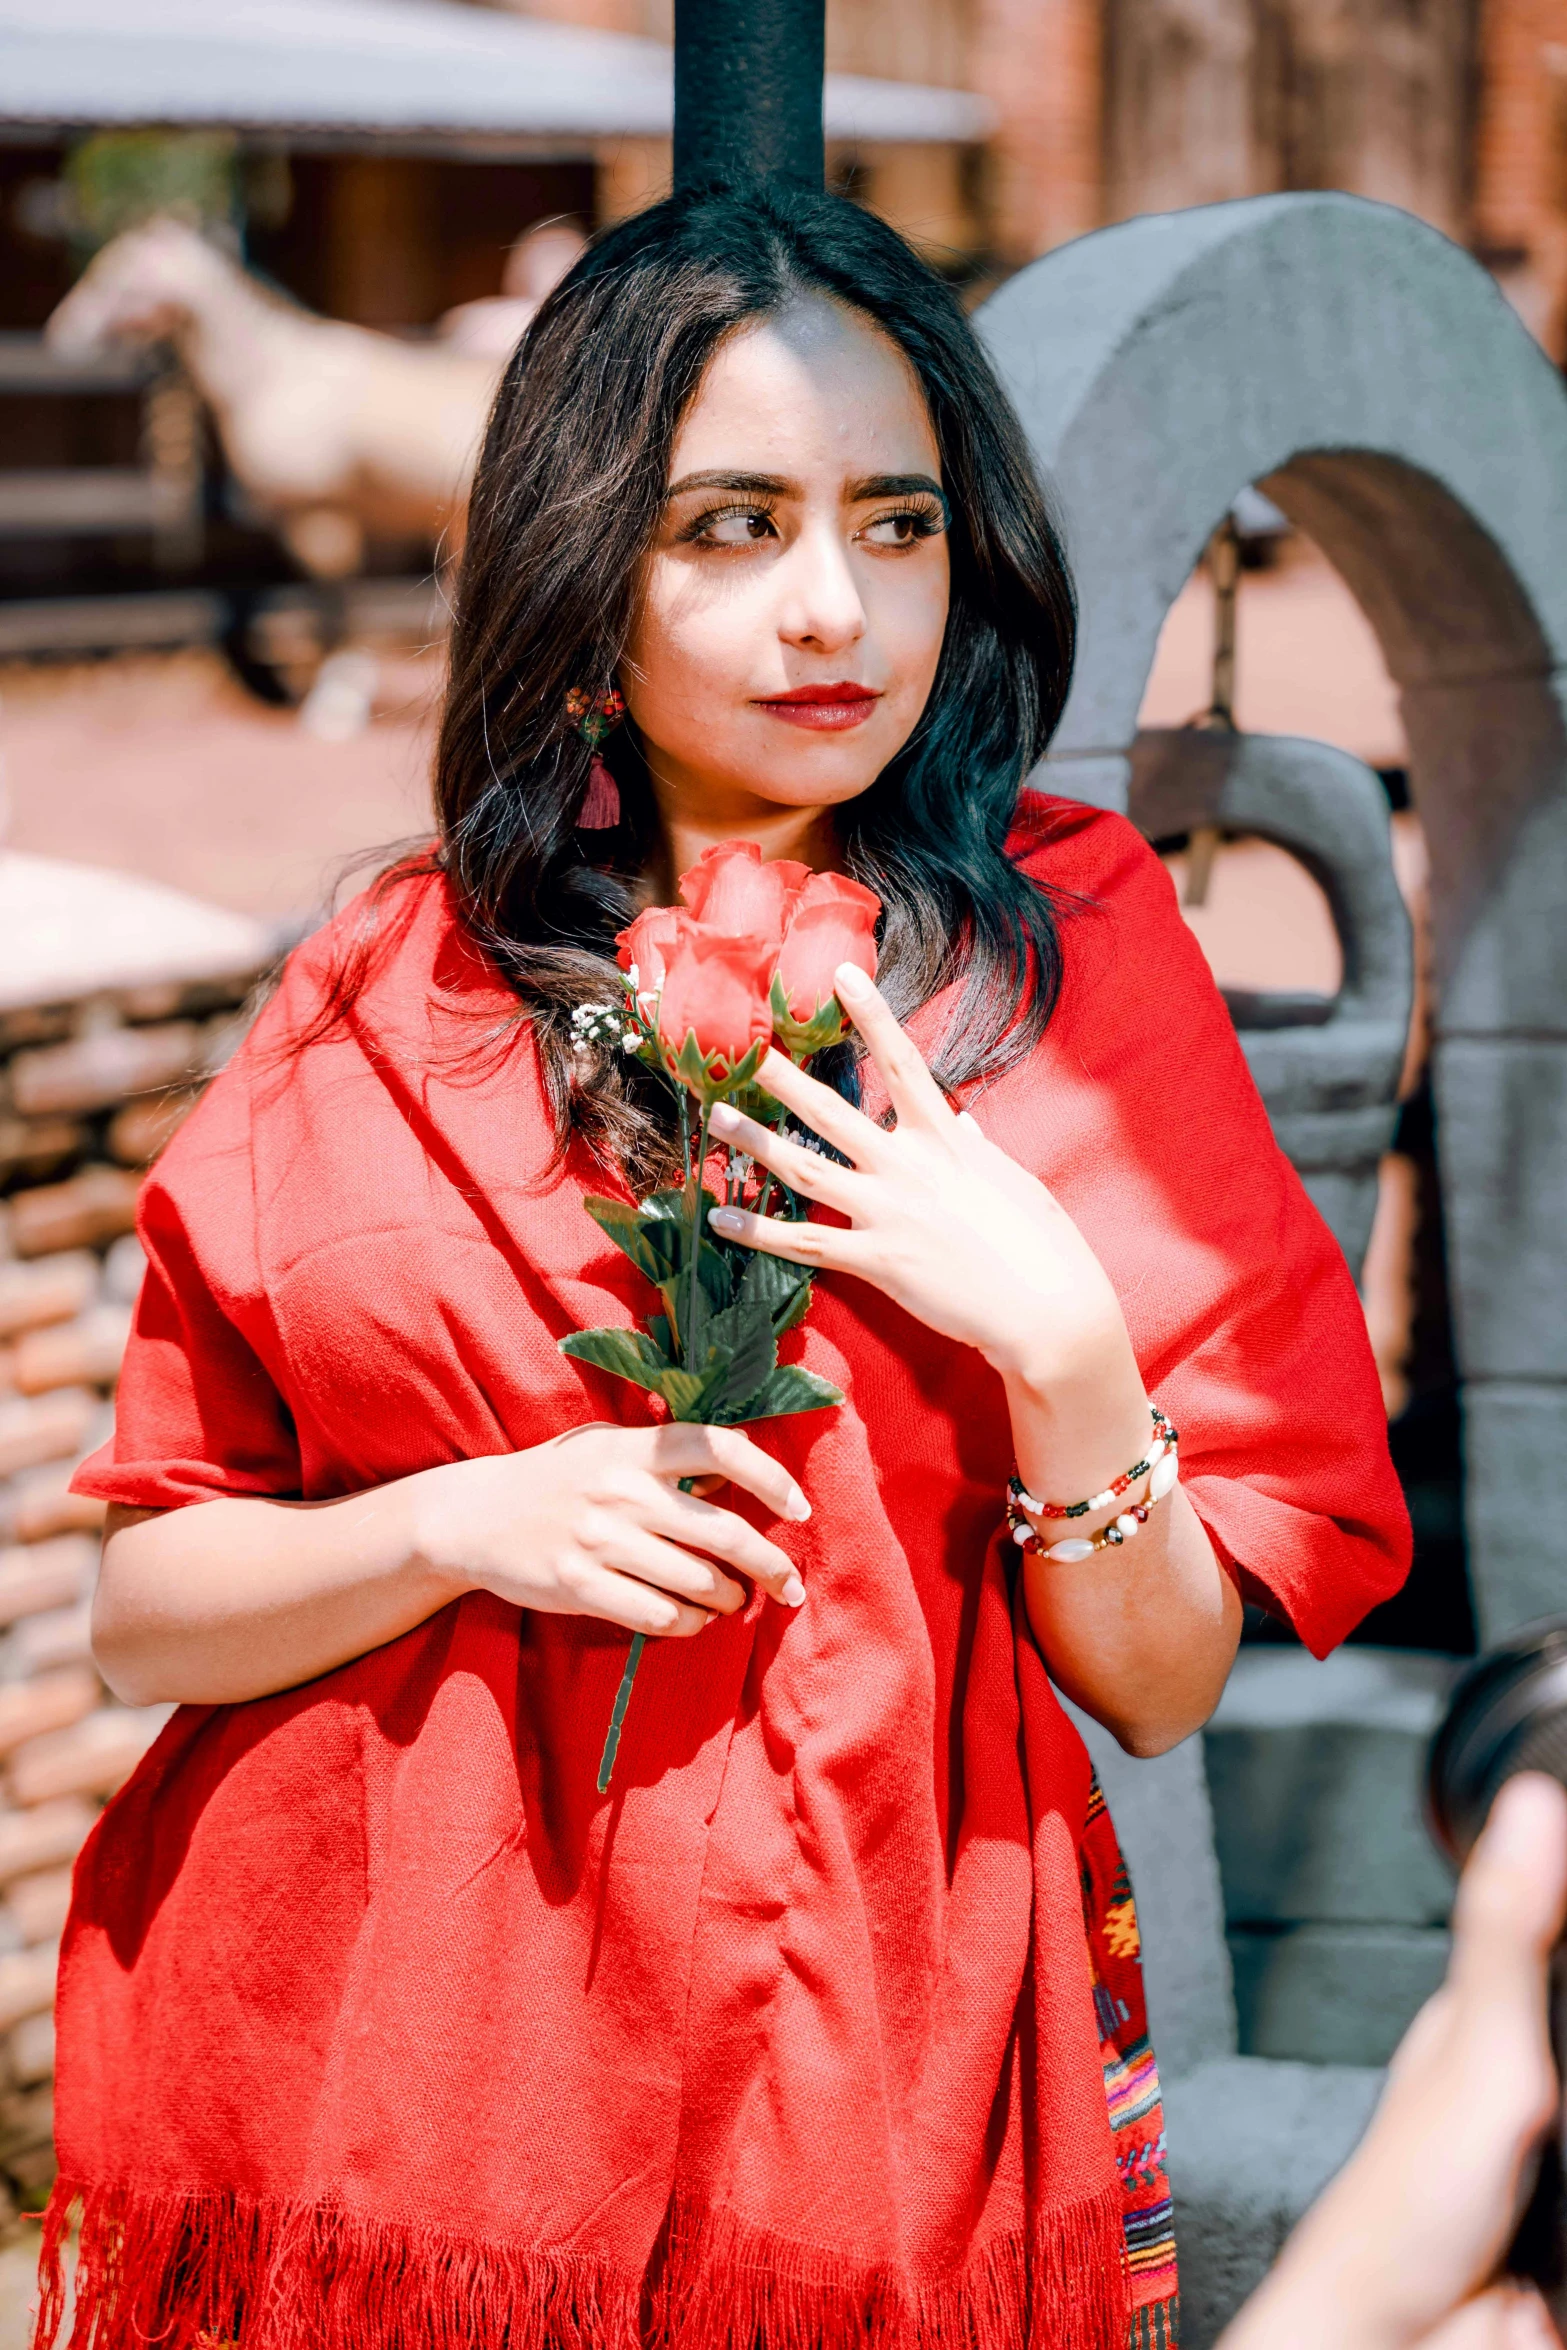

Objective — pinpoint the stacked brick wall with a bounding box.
[0,964,264,2216]
[1474,0,1567,358]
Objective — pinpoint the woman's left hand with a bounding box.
[706,964,1132,1394]
[712,965,1235,1761]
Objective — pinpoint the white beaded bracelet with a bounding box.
[1007,1444,1180,1562]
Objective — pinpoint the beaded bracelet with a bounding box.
[1009,1404,1177,1522]
[1008,1443,1181,1562]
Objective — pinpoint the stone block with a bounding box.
[1205,1647,1457,1927]
[1435,1038,1567,1382]
[0,1798,94,1885]
[0,1120,85,1192]
[9,1167,140,1258]
[0,1670,99,1761]
[4,1867,71,1949]
[0,1255,96,1346]
[7,2013,52,2091]
[12,1305,131,1397]
[0,1536,97,1628]
[9,1021,200,1119]
[0,1948,56,2033]
[7,1702,171,1806]
[1164,2056,1382,2348]
[0,1462,105,1544]
[11,1600,94,1677]
[0,1394,95,1482]
[107,1091,192,1168]
[1229,1923,1449,2064]
[1460,1382,1567,1640]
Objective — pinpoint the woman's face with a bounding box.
[621,294,951,836]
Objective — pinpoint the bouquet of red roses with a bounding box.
[561,841,881,1789]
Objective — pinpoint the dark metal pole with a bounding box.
[673,0,826,192]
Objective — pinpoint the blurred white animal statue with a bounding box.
[47,216,505,578]
[438,219,587,364]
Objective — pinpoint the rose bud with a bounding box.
[772,873,882,1057]
[655,918,777,1101]
[678,840,810,946]
[615,905,684,998]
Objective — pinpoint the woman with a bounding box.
[43,185,1408,2350]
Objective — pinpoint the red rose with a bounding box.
[655,916,776,1087]
[775,872,880,1025]
[679,840,810,944]
[615,905,683,996]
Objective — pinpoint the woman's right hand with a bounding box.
[406,1422,811,1639]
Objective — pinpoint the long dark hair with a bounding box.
[373,183,1074,1182]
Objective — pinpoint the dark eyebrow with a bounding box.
[665,470,794,498]
[848,473,947,510]
[662,469,947,511]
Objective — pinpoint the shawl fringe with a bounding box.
[36,2176,1130,2350]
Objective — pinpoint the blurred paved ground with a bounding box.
[1,649,436,924]
[0,2236,47,2345]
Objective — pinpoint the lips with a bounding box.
[754,682,883,732]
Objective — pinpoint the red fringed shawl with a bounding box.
[45,799,1410,2350]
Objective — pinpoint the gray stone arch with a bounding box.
[977,191,1567,1642]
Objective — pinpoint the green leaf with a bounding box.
[659,1348,733,1422]
[583,1196,670,1286]
[646,1314,675,1359]
[703,1299,778,1414]
[559,1327,672,1393]
[738,1250,813,1337]
[729,1362,845,1421]
[770,1280,813,1339]
[640,1187,702,1225]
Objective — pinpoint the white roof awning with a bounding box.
[0,0,994,150]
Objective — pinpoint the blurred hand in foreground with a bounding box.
[1219,1771,1567,2350]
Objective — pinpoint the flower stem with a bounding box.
[755,1103,789,1223]
[685,1101,711,1367]
[596,1469,697,1795]
[596,1635,645,1794]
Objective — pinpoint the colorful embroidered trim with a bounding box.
[1082,1772,1181,2350]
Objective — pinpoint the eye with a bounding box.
[860,502,947,550]
[682,502,779,549]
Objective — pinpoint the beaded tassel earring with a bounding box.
[579,756,620,829]
[565,685,625,747]
[566,685,625,829]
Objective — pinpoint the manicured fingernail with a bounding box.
[835,962,872,999]
[780,1573,806,1607]
[785,1489,811,1521]
[710,1103,740,1133]
[958,1110,980,1129]
[709,1207,743,1235]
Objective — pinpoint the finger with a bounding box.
[645,1422,811,1522]
[560,1559,716,1639]
[1451,1774,1567,2007]
[599,1524,749,1615]
[833,963,951,1130]
[646,1484,804,1604]
[1418,2284,1561,2350]
[707,1203,866,1274]
[708,1099,859,1211]
[755,1050,889,1165]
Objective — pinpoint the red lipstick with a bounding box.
[754,681,883,731]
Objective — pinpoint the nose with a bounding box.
[776,517,866,659]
